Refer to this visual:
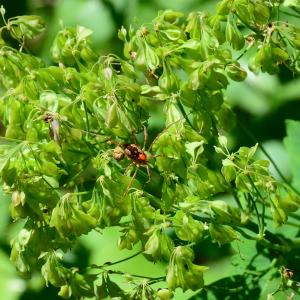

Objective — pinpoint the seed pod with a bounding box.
[41,252,69,287]
[253,2,270,25]
[105,101,118,128]
[279,194,300,213]
[161,29,184,41]
[118,26,127,41]
[226,62,247,81]
[120,60,136,77]
[210,200,241,224]
[254,43,289,74]
[216,0,233,15]
[172,211,204,242]
[272,206,287,227]
[58,285,72,299]
[80,47,98,63]
[8,15,46,40]
[271,195,288,227]
[157,288,173,300]
[159,10,184,24]
[225,19,245,50]
[209,223,238,245]
[10,191,28,219]
[222,163,237,182]
[166,246,208,291]
[144,228,174,261]
[234,0,255,27]
[158,60,179,92]
[144,40,160,70]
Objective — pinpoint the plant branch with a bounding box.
[90,250,143,269]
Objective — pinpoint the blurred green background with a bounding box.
[1,0,300,299]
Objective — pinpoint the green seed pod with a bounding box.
[166,246,208,291]
[158,60,179,92]
[144,41,160,70]
[21,76,39,100]
[253,2,270,25]
[146,32,160,47]
[10,191,28,220]
[80,46,98,63]
[221,164,237,182]
[254,44,289,74]
[279,194,300,213]
[216,0,233,15]
[50,193,97,238]
[144,228,174,261]
[209,223,238,245]
[291,34,300,50]
[234,0,255,26]
[118,226,138,250]
[120,60,136,77]
[226,62,247,81]
[172,211,204,242]
[40,160,59,177]
[58,285,72,299]
[157,288,173,300]
[41,252,69,287]
[272,205,287,227]
[161,29,184,41]
[10,243,31,278]
[83,198,100,223]
[8,15,46,40]
[5,124,23,139]
[203,90,224,111]
[118,26,127,41]
[210,200,241,224]
[105,101,119,128]
[159,10,184,24]
[225,20,245,50]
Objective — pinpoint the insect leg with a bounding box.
[124,162,134,176]
[142,125,148,151]
[123,166,139,197]
[146,165,151,183]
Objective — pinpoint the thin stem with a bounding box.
[238,120,300,196]
[177,99,193,130]
[248,193,263,236]
[89,251,143,271]
[191,213,289,251]
[247,175,266,236]
[82,100,90,133]
[279,9,300,18]
[102,250,143,267]
[229,179,244,210]
[234,44,252,62]
[107,270,165,281]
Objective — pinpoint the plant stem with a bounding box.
[107,269,165,281]
[91,250,143,269]
[238,121,300,196]
[247,175,266,236]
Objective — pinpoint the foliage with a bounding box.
[0,1,300,299]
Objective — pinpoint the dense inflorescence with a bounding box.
[0,1,300,299]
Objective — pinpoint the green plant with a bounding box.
[1,1,300,299]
